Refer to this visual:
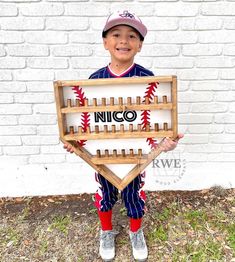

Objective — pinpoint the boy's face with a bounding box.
[103,25,143,65]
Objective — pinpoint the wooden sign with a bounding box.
[54,76,178,190]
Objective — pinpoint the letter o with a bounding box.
[123,110,137,122]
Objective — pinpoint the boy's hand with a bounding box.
[63,143,74,153]
[160,133,184,152]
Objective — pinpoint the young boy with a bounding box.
[64,10,183,261]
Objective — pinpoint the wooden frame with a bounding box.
[54,76,178,191]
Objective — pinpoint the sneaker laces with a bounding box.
[130,229,145,249]
[100,230,119,249]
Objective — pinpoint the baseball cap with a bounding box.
[102,10,147,40]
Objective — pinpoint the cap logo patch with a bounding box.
[119,10,135,19]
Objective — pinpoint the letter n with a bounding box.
[94,112,106,123]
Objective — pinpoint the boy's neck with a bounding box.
[108,61,134,76]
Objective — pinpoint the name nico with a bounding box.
[94,111,137,123]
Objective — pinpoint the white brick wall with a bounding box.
[0,0,235,196]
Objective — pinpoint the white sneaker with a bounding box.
[129,229,148,261]
[99,230,118,261]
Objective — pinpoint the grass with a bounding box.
[0,227,22,248]
[184,209,208,230]
[47,215,71,235]
[185,239,224,261]
[147,224,168,243]
[88,207,97,214]
[119,207,127,216]
[154,206,172,221]
[39,239,48,254]
[7,228,21,246]
[227,223,235,252]
[0,190,234,261]
[18,206,30,221]
[118,239,128,246]
[146,191,235,261]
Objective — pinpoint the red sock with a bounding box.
[130,218,142,232]
[98,210,113,231]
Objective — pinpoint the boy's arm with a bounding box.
[159,133,184,152]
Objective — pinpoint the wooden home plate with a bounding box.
[54,76,178,191]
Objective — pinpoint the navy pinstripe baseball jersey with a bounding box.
[90,63,152,218]
[89,63,154,79]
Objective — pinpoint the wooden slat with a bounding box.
[60,138,122,189]
[119,146,163,190]
[54,82,67,138]
[119,136,180,190]
[91,155,147,164]
[61,102,173,113]
[171,76,178,139]
[64,130,173,141]
[55,76,175,87]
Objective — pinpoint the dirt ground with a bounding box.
[0,187,234,262]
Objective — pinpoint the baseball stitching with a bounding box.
[141,82,159,149]
[72,86,91,147]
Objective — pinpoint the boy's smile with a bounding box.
[103,25,143,71]
[116,48,131,53]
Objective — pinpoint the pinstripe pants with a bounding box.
[94,172,146,219]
